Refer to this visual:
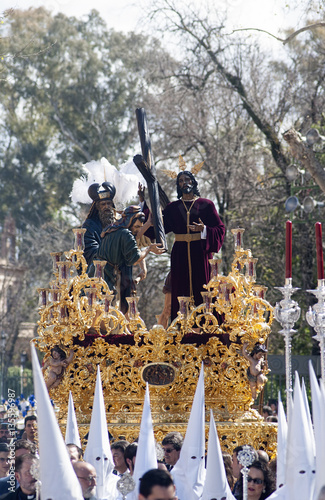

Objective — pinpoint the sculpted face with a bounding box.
[178,174,193,194]
[130,220,144,238]
[97,200,114,227]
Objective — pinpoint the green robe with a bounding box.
[96,228,141,310]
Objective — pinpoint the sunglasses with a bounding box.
[163,448,175,453]
[247,476,264,485]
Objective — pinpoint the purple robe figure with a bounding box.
[163,193,225,321]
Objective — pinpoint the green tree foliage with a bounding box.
[0,7,171,228]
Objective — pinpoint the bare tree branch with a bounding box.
[230,22,325,45]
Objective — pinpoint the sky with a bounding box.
[2,0,314,44]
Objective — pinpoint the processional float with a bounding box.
[35,226,277,456]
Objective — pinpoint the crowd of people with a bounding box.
[0,423,279,500]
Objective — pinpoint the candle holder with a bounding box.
[84,288,97,309]
[37,288,49,308]
[72,228,87,252]
[126,296,140,320]
[238,445,256,500]
[274,278,301,420]
[177,296,192,319]
[50,252,63,273]
[201,291,214,314]
[306,279,325,381]
[246,257,257,281]
[93,260,107,280]
[231,228,245,251]
[103,293,114,316]
[57,261,73,283]
[209,258,222,279]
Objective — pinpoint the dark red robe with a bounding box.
[163,198,225,320]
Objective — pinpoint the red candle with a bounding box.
[315,222,324,280]
[285,221,292,279]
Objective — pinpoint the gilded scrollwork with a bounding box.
[35,228,276,455]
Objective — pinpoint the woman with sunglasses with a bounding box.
[235,460,275,500]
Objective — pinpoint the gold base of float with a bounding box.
[35,228,276,456]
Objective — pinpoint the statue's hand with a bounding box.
[149,243,165,255]
[138,182,145,203]
[188,218,204,232]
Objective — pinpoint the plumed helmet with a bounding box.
[88,182,116,203]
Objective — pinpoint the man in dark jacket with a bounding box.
[0,454,38,500]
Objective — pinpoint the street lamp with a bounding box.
[0,333,7,401]
[20,351,27,398]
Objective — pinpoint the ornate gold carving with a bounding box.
[35,229,276,454]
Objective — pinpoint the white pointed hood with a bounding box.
[301,377,316,460]
[285,373,315,500]
[310,362,325,500]
[128,383,158,500]
[31,344,83,500]
[276,392,287,490]
[201,409,235,500]
[84,366,114,500]
[172,364,206,500]
[65,391,81,448]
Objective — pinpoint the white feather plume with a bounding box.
[70,157,147,211]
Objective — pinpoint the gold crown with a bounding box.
[162,155,204,179]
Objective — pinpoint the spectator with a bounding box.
[23,416,37,444]
[0,444,9,479]
[234,459,275,500]
[124,443,138,476]
[139,469,177,500]
[111,440,129,476]
[67,443,83,463]
[232,445,258,498]
[161,432,183,471]
[0,454,38,500]
[73,461,97,500]
[262,406,273,421]
[257,450,269,463]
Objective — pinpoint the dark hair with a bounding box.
[50,345,67,360]
[67,443,83,459]
[0,443,9,453]
[15,453,37,474]
[237,460,275,499]
[15,439,36,455]
[111,440,129,453]
[266,416,278,422]
[222,452,235,490]
[161,431,183,451]
[262,406,273,416]
[139,469,174,497]
[176,170,200,199]
[24,415,37,427]
[124,442,138,466]
[250,343,267,356]
[129,213,145,228]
